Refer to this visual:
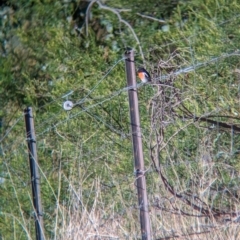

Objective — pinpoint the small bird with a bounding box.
[137,67,151,83]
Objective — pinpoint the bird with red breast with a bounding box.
[137,67,151,83]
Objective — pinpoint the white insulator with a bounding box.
[63,100,74,111]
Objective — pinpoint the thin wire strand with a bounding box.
[34,57,126,131]
[0,116,24,143]
[74,57,126,106]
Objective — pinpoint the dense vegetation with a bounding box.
[1,0,240,239]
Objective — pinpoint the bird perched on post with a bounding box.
[137,67,151,83]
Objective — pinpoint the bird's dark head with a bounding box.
[137,67,145,73]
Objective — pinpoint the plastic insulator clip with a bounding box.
[63,100,74,111]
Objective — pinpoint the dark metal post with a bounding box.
[24,107,45,240]
[124,49,151,239]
